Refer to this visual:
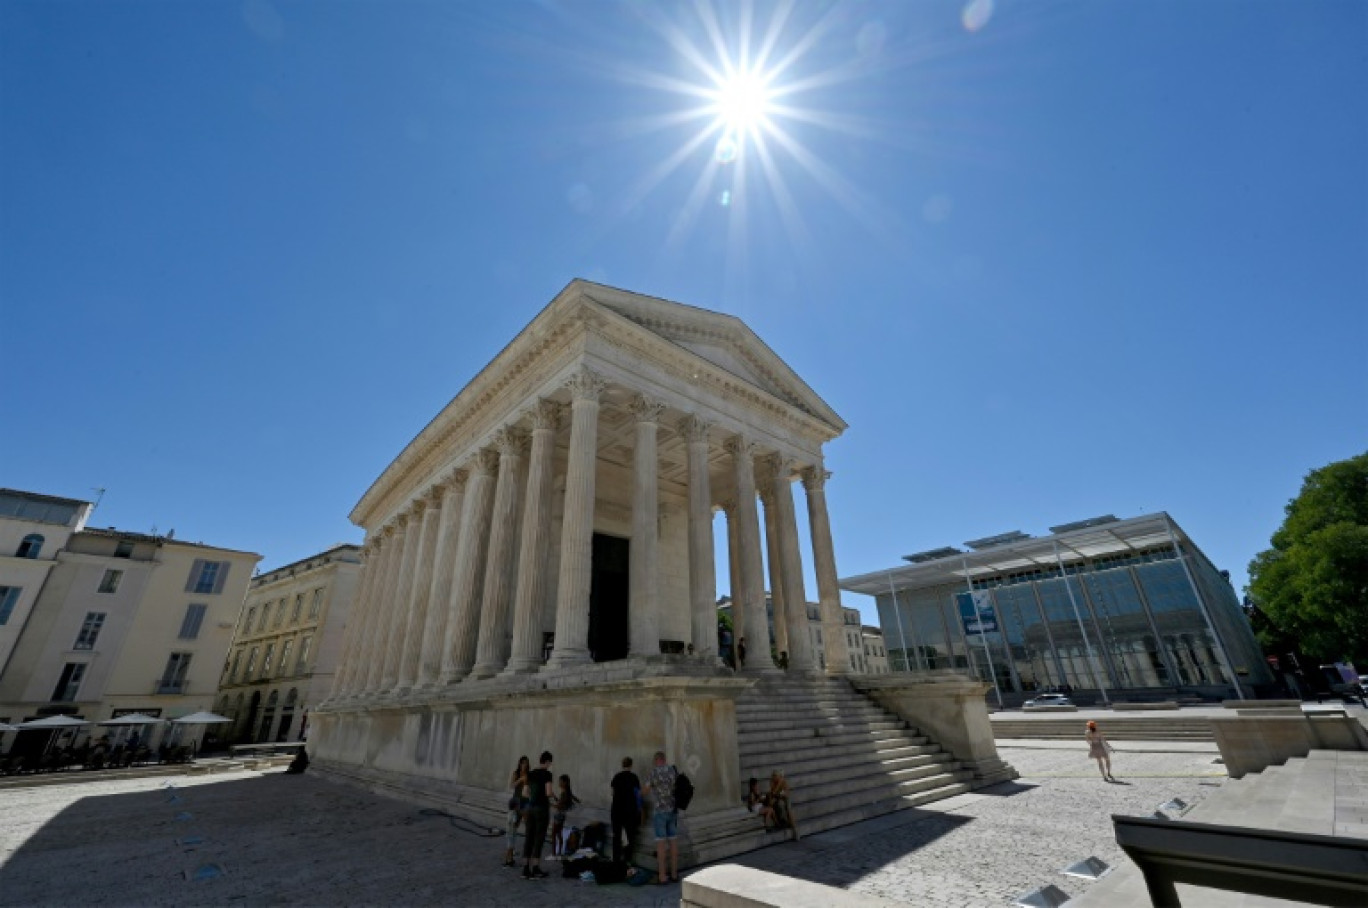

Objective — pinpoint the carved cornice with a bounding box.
[678,414,713,445]
[801,467,831,493]
[630,394,666,424]
[565,368,607,402]
[530,399,561,432]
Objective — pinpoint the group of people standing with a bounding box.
[501,749,686,885]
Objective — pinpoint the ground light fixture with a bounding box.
[1153,797,1191,819]
[1061,855,1112,880]
[1014,883,1071,907]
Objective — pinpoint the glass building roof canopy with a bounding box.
[840,512,1187,595]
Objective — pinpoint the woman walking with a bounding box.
[1086,720,1114,781]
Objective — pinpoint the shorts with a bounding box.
[652,808,678,840]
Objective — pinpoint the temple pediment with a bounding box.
[573,281,846,434]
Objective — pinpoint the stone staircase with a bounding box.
[991,716,1215,741]
[711,675,975,855]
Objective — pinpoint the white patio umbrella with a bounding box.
[170,711,232,725]
[98,713,164,726]
[16,715,91,756]
[0,721,18,733]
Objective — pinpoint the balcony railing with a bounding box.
[153,679,189,695]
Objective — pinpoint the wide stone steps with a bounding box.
[990,717,1215,741]
[744,744,945,781]
[732,675,975,849]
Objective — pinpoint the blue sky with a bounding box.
[3,0,1364,624]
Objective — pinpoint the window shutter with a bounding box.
[212,561,230,594]
[180,604,207,639]
[186,559,207,593]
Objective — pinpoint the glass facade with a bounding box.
[873,538,1272,699]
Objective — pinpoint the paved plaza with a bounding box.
[0,742,1230,907]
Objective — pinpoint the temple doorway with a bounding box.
[588,532,630,662]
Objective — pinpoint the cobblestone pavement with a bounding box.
[0,744,1227,907]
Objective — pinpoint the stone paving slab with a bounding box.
[0,747,1230,907]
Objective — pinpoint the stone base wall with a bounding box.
[1210,713,1368,778]
[850,671,1019,786]
[311,663,755,867]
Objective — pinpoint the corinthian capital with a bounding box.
[468,447,500,477]
[761,452,794,483]
[530,399,561,432]
[565,368,607,402]
[724,434,758,459]
[801,466,831,492]
[677,414,713,444]
[493,426,529,458]
[630,394,666,424]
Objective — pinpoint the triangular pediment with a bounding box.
[573,281,846,434]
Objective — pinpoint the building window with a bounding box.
[245,646,259,678]
[277,599,290,628]
[243,606,256,633]
[0,586,20,625]
[51,662,87,701]
[186,559,229,595]
[98,569,123,594]
[228,649,242,683]
[258,604,271,633]
[73,612,106,650]
[289,595,302,624]
[179,604,207,640]
[16,534,44,559]
[279,639,293,676]
[309,588,323,619]
[262,643,275,676]
[297,635,312,673]
[157,653,193,694]
[114,540,135,558]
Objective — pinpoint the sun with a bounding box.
[710,68,773,138]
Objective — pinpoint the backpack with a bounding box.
[673,771,695,811]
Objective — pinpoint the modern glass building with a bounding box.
[838,513,1272,702]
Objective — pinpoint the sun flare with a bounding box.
[710,68,773,137]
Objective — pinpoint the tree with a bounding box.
[1248,452,1368,664]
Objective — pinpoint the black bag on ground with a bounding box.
[673,772,694,811]
[594,860,630,885]
[580,821,608,855]
[563,857,597,879]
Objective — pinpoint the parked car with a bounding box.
[1023,693,1074,708]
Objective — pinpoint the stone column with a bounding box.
[349,529,396,697]
[440,448,499,683]
[472,429,529,679]
[768,455,815,671]
[803,465,850,675]
[728,436,775,674]
[416,470,467,689]
[503,401,560,674]
[629,395,664,659]
[723,501,742,669]
[547,369,605,669]
[380,499,426,691]
[681,414,718,660]
[362,517,408,694]
[395,488,444,693]
[760,486,789,660]
[330,538,378,698]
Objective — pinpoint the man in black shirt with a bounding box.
[609,755,642,864]
[522,751,554,879]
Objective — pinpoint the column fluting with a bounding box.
[416,470,467,688]
[769,455,815,671]
[362,517,408,694]
[629,395,664,658]
[760,485,789,661]
[803,465,850,675]
[682,414,718,660]
[395,488,444,693]
[547,369,605,669]
[380,499,426,690]
[441,448,499,683]
[472,428,529,679]
[504,400,560,674]
[728,435,775,674]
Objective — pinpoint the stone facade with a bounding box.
[311,281,859,857]
[216,544,362,744]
